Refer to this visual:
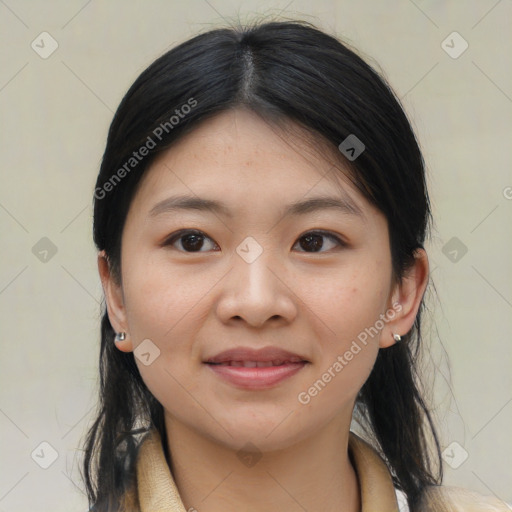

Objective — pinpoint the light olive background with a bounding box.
[0,1,511,510]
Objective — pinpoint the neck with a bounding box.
[163,413,360,512]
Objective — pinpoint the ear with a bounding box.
[379,248,429,348]
[97,250,133,352]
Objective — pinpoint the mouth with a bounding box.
[205,359,306,368]
[204,346,309,365]
[203,346,309,389]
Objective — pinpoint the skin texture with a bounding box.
[98,108,429,512]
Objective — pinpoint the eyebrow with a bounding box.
[148,194,365,220]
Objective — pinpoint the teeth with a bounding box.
[236,361,275,367]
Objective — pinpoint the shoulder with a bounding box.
[417,485,511,512]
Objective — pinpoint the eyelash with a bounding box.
[162,229,347,253]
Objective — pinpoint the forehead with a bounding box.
[129,108,374,220]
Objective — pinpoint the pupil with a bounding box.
[183,234,203,251]
[301,234,322,252]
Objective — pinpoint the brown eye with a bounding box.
[163,229,345,254]
[164,230,219,252]
[294,231,345,253]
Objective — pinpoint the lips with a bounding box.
[211,360,298,367]
[204,346,309,366]
[204,346,309,389]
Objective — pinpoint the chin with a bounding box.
[212,411,312,451]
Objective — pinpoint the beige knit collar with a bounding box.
[123,428,399,512]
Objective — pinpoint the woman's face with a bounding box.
[103,108,411,452]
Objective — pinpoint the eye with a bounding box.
[293,230,346,253]
[163,229,219,252]
[162,229,345,254]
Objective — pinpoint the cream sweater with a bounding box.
[117,428,509,512]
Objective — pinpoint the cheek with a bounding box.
[121,250,208,341]
[298,259,389,395]
[306,260,391,345]
[120,250,215,393]
[121,260,208,414]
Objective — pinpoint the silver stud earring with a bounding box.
[393,333,401,342]
[115,332,126,342]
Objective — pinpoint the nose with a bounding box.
[215,248,298,329]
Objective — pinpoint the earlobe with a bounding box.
[380,248,429,348]
[97,251,134,352]
[114,331,133,352]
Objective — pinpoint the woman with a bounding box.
[82,20,509,512]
